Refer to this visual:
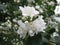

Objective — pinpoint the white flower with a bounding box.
[31,16,46,33]
[19,6,39,18]
[25,16,46,36]
[54,5,60,14]
[17,20,27,38]
[32,16,46,32]
[17,16,46,38]
[54,17,60,22]
[56,0,60,4]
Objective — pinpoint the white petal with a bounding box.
[19,6,39,18]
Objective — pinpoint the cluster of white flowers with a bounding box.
[17,6,46,38]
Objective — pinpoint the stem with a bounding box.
[23,35,29,45]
